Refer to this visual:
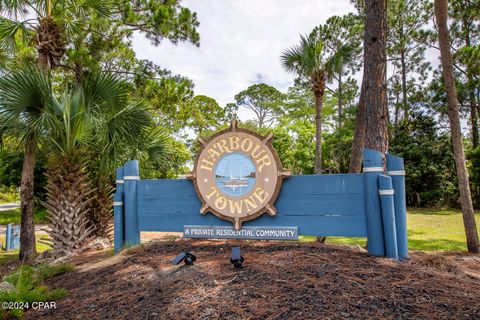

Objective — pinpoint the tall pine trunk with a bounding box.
[19,142,37,263]
[349,76,367,173]
[364,0,389,156]
[470,92,479,148]
[434,0,479,253]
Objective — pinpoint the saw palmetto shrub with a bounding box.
[41,151,95,251]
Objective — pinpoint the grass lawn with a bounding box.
[0,209,50,264]
[319,208,480,251]
[0,238,51,264]
[1,208,479,265]
[0,208,50,264]
[0,208,48,225]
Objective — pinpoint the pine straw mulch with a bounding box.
[25,240,480,320]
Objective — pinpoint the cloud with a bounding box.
[132,0,355,119]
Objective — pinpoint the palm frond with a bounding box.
[0,63,53,129]
[58,16,84,41]
[281,33,325,79]
[142,126,171,162]
[0,0,31,19]
[0,17,33,49]
[93,102,152,175]
[82,72,128,110]
[281,40,304,74]
[82,0,114,17]
[324,43,358,77]
[48,90,92,154]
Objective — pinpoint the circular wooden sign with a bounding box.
[188,121,290,230]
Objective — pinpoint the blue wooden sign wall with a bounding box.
[113,149,408,260]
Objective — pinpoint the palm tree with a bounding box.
[0,0,110,70]
[85,75,170,240]
[281,32,354,174]
[0,64,170,257]
[41,72,161,250]
[434,0,479,253]
[0,0,110,262]
[0,64,55,262]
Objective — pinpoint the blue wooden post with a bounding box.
[11,226,20,250]
[5,223,12,252]
[387,154,408,260]
[124,160,140,247]
[378,175,399,259]
[113,166,125,253]
[363,149,385,256]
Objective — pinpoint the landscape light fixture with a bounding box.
[230,247,244,269]
[172,252,197,266]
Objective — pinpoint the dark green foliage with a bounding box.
[467,147,480,208]
[119,0,200,47]
[232,84,285,129]
[390,112,458,207]
[140,136,191,179]
[0,149,46,202]
[0,150,22,187]
[323,126,354,173]
[237,120,315,175]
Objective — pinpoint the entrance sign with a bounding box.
[113,125,408,261]
[188,121,290,230]
[183,225,298,240]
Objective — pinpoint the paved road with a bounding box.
[0,224,49,234]
[0,203,20,211]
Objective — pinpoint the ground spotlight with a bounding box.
[230,247,244,269]
[172,252,197,265]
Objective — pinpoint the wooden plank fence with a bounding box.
[113,149,408,260]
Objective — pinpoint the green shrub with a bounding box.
[34,208,48,224]
[0,264,72,318]
[0,186,19,204]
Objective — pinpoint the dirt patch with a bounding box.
[25,240,480,319]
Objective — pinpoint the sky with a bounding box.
[132,0,356,119]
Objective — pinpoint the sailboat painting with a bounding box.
[215,152,256,197]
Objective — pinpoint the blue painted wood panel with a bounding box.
[136,175,368,237]
[139,214,367,236]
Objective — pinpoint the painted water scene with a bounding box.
[215,153,256,197]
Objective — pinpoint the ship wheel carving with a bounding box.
[187,120,291,230]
